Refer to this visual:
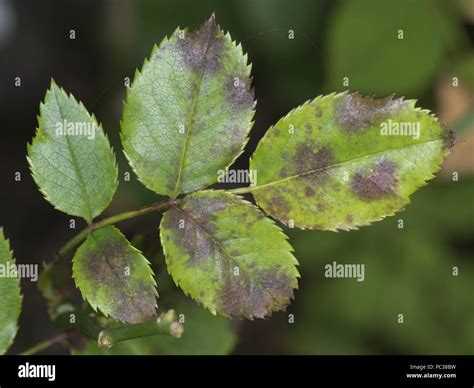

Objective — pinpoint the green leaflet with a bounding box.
[73,297,237,355]
[160,190,299,319]
[249,92,454,231]
[72,226,157,324]
[28,81,118,223]
[121,14,255,197]
[0,228,22,354]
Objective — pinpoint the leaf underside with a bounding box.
[72,226,157,324]
[28,81,118,223]
[0,228,22,355]
[121,14,255,197]
[250,92,454,231]
[160,190,299,319]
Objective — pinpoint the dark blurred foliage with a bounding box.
[0,0,472,354]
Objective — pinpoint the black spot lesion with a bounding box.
[85,241,124,286]
[83,237,157,324]
[163,195,235,269]
[217,269,296,319]
[278,143,334,180]
[186,193,233,216]
[258,188,292,221]
[176,14,224,75]
[112,283,157,324]
[271,194,292,218]
[163,206,214,268]
[351,159,398,201]
[225,75,255,111]
[278,167,287,178]
[334,92,405,133]
[291,144,335,187]
[304,186,315,197]
[295,144,334,173]
[275,143,335,203]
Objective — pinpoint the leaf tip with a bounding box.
[209,11,216,22]
[49,77,58,89]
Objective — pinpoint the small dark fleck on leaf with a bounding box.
[304,187,315,197]
[271,194,292,218]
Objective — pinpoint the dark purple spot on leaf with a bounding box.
[271,194,292,218]
[295,144,333,173]
[112,283,157,324]
[294,144,335,186]
[218,269,295,318]
[335,93,404,133]
[176,15,224,75]
[163,206,217,268]
[351,159,398,201]
[82,237,156,324]
[304,186,315,197]
[226,76,255,111]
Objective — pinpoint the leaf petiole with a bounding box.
[57,199,177,259]
[226,186,254,195]
[97,309,184,349]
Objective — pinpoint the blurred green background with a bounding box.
[0,0,473,355]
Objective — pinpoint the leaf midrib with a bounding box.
[171,27,214,197]
[88,231,153,320]
[173,205,276,304]
[252,137,445,191]
[52,91,94,222]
